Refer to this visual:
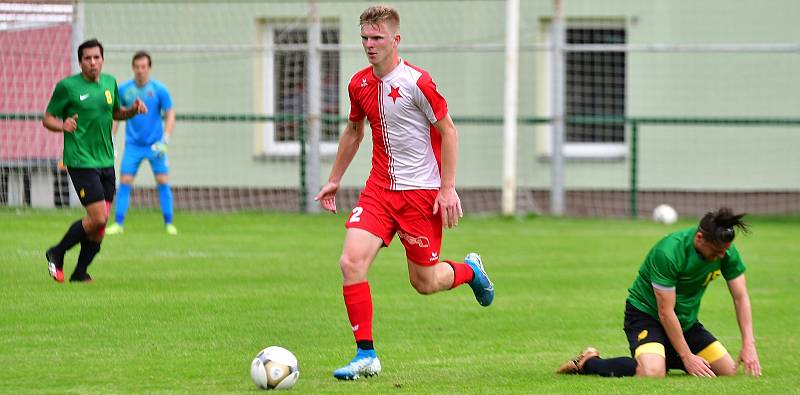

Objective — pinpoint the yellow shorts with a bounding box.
[635,340,728,363]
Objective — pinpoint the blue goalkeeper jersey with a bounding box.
[119,78,173,146]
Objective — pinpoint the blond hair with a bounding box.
[359,5,400,31]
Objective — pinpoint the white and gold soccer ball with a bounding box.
[250,346,300,390]
[652,204,678,225]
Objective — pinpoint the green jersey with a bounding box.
[46,73,120,168]
[626,227,746,331]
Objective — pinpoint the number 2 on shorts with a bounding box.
[349,206,364,223]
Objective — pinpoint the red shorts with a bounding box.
[345,183,442,266]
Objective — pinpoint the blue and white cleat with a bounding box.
[333,350,382,380]
[465,252,494,307]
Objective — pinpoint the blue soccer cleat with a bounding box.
[465,252,494,307]
[333,349,382,380]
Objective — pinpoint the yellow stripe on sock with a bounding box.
[697,341,728,363]
[635,342,666,359]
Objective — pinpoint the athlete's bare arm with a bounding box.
[727,275,761,376]
[164,108,176,141]
[654,287,716,377]
[315,119,366,213]
[43,112,76,133]
[113,98,147,121]
[432,114,462,228]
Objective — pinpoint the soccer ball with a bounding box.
[652,204,678,225]
[250,346,300,390]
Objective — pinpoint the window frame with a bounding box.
[537,21,628,160]
[259,23,340,157]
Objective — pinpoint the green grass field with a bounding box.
[1,209,799,394]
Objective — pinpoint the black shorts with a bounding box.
[68,167,116,206]
[623,302,722,371]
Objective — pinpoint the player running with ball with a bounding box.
[314,5,495,380]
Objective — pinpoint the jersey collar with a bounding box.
[374,58,404,82]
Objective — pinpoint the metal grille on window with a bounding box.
[274,27,339,142]
[565,28,626,143]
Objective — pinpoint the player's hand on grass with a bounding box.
[433,186,463,229]
[682,353,716,377]
[314,181,339,213]
[739,344,761,377]
[62,114,78,133]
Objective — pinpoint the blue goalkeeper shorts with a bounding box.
[120,143,169,176]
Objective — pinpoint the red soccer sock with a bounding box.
[446,260,475,289]
[343,281,373,343]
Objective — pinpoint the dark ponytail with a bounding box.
[698,207,750,244]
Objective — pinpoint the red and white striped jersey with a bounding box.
[348,59,449,190]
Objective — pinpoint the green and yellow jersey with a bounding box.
[626,227,746,331]
[46,73,120,168]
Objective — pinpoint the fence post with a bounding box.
[629,121,639,218]
[501,0,520,215]
[299,121,307,213]
[68,1,85,208]
[550,0,566,216]
[305,0,322,213]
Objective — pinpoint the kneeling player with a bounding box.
[557,208,761,377]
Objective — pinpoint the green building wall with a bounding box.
[84,1,800,191]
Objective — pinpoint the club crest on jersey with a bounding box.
[388,85,402,103]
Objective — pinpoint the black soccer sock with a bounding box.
[72,239,101,279]
[356,340,374,351]
[582,356,637,377]
[52,219,87,259]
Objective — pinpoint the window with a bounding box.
[260,24,340,156]
[566,28,626,144]
[538,23,627,158]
